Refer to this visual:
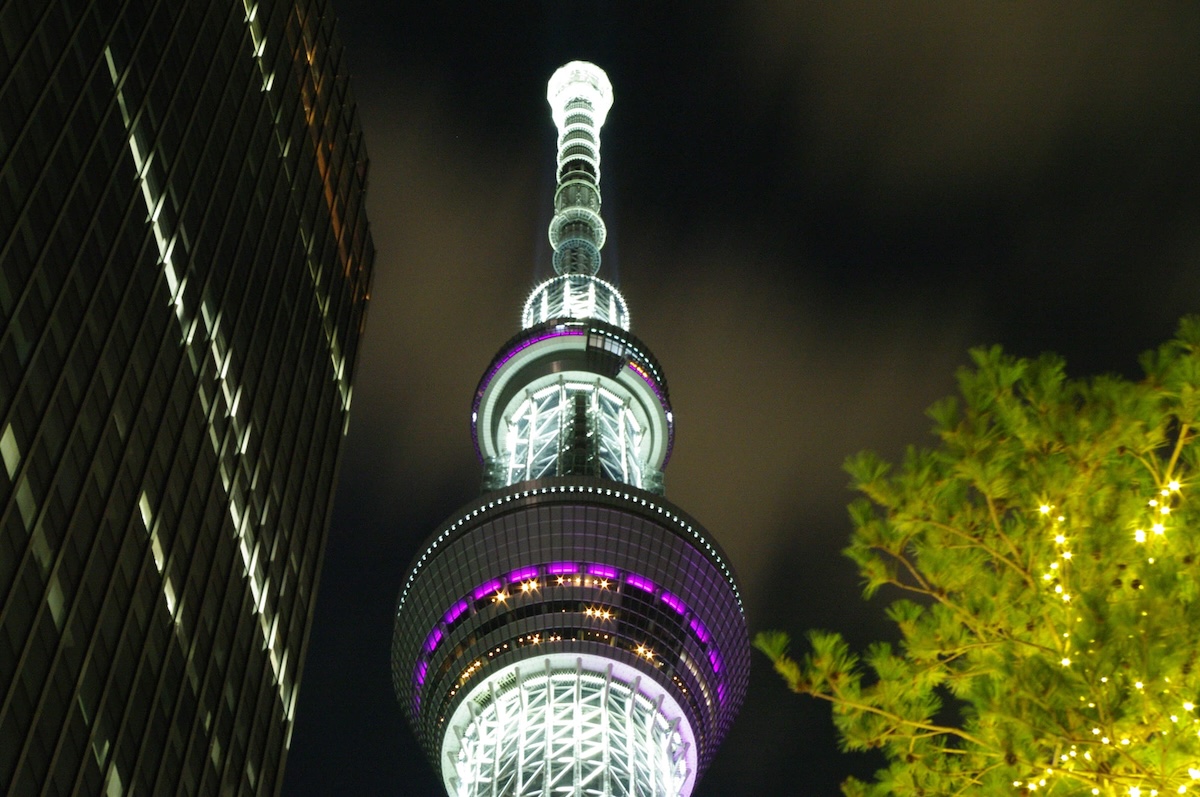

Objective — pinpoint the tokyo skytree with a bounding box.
[392,61,749,797]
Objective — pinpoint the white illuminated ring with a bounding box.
[442,652,696,797]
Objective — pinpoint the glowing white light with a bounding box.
[503,381,647,488]
[522,274,630,329]
[444,655,694,797]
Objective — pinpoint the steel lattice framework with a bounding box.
[523,274,630,329]
[449,659,688,797]
[504,382,646,488]
[393,62,749,797]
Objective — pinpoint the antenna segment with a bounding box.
[524,62,628,329]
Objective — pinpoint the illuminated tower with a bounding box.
[391,62,748,796]
[0,1,372,794]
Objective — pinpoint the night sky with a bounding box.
[282,4,1200,794]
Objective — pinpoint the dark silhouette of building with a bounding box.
[392,62,747,797]
[0,0,373,794]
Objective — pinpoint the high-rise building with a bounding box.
[0,1,373,794]
[392,62,747,797]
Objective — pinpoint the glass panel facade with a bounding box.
[0,0,374,794]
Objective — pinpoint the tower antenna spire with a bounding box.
[546,61,613,277]
[522,62,628,330]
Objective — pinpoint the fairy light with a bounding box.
[1019,472,1200,796]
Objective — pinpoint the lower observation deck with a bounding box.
[392,478,749,794]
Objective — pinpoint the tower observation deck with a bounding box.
[392,62,749,797]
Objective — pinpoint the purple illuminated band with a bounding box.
[660,591,685,614]
[444,599,469,625]
[469,321,675,463]
[624,574,655,593]
[508,566,539,582]
[413,560,727,702]
[626,360,676,463]
[472,579,503,601]
[471,326,585,459]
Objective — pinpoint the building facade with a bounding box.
[0,0,373,794]
[392,62,747,797]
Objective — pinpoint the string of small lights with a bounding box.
[1018,471,1200,796]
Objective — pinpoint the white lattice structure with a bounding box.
[444,655,694,797]
[504,382,646,488]
[523,275,630,330]
[545,62,612,278]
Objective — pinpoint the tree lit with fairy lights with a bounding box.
[758,318,1200,797]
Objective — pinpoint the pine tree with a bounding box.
[757,318,1200,797]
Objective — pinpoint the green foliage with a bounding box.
[757,318,1200,796]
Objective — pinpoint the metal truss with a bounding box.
[506,384,565,484]
[504,383,646,488]
[523,275,630,330]
[594,389,644,486]
[449,664,688,797]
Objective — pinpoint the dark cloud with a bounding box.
[346,84,542,500]
[739,3,1200,194]
[620,240,974,620]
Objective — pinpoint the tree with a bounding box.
[756,318,1200,797]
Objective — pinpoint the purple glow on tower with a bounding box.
[424,627,444,654]
[547,562,578,575]
[689,616,711,644]
[471,326,586,459]
[660,591,685,614]
[415,660,428,687]
[472,579,504,600]
[625,574,655,593]
[587,564,618,579]
[508,566,539,583]
[443,599,469,624]
[627,360,666,405]
[708,649,722,674]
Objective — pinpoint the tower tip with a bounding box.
[547,61,613,130]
